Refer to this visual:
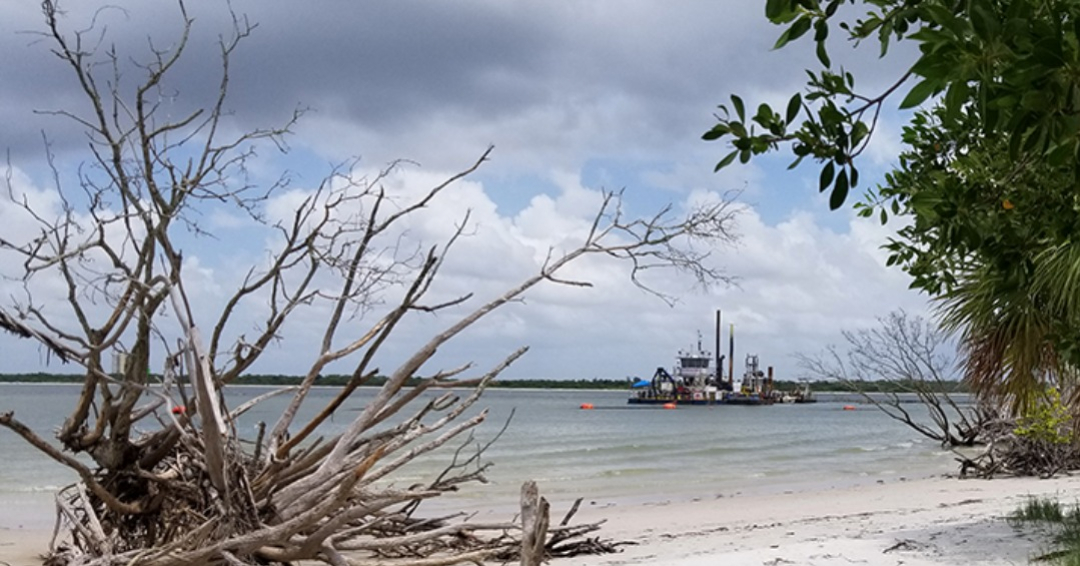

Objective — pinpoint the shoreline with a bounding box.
[556,473,1079,565]
[3,474,1076,565]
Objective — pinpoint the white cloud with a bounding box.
[0,2,932,384]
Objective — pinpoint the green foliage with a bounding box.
[854,101,1080,406]
[706,0,1080,210]
[1008,496,1080,564]
[1010,495,1066,524]
[712,1,1080,404]
[1016,388,1075,446]
[0,372,86,383]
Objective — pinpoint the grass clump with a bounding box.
[1009,495,1080,563]
[1011,496,1067,524]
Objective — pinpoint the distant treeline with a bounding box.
[0,373,631,389]
[0,373,970,393]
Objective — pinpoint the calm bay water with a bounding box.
[0,384,959,527]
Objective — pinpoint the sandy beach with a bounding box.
[3,475,1077,565]
[1,529,52,566]
[554,474,1080,566]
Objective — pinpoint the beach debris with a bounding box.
[496,488,628,564]
[520,481,549,566]
[0,1,740,564]
[883,538,929,553]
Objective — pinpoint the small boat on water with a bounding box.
[778,378,817,404]
[628,311,775,406]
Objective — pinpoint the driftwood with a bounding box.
[954,412,1080,479]
[520,481,550,566]
[0,2,738,564]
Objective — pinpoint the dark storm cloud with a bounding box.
[1,2,813,167]
[1,2,916,181]
[222,3,555,127]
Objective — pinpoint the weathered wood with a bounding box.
[8,5,737,563]
[559,497,583,527]
[520,480,550,566]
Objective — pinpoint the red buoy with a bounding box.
[171,405,186,415]
[580,403,595,410]
[662,402,677,410]
[842,405,856,411]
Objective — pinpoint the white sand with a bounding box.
[4,475,1077,565]
[0,528,52,566]
[555,475,1080,566]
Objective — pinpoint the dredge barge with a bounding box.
[628,310,776,406]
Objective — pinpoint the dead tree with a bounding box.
[798,315,1080,479]
[0,3,739,565]
[797,311,995,448]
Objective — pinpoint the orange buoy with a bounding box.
[662,402,677,410]
[842,405,856,411]
[580,403,594,410]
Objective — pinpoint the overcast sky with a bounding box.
[0,2,931,383]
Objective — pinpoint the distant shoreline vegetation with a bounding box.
[0,373,969,393]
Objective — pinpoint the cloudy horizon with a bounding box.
[0,2,935,383]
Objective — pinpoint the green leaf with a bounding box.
[714,150,739,172]
[819,161,835,192]
[970,1,999,41]
[850,121,869,147]
[766,0,799,23]
[899,78,938,109]
[814,19,829,42]
[775,16,812,49]
[788,16,812,42]
[755,103,774,126]
[765,0,787,20]
[909,191,942,216]
[878,19,892,57]
[849,165,859,188]
[1021,91,1051,110]
[702,124,729,141]
[1047,140,1075,167]
[785,93,802,124]
[816,39,831,67]
[732,95,746,122]
[943,81,970,122]
[829,169,849,210]
[880,208,888,225]
[923,5,969,39]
